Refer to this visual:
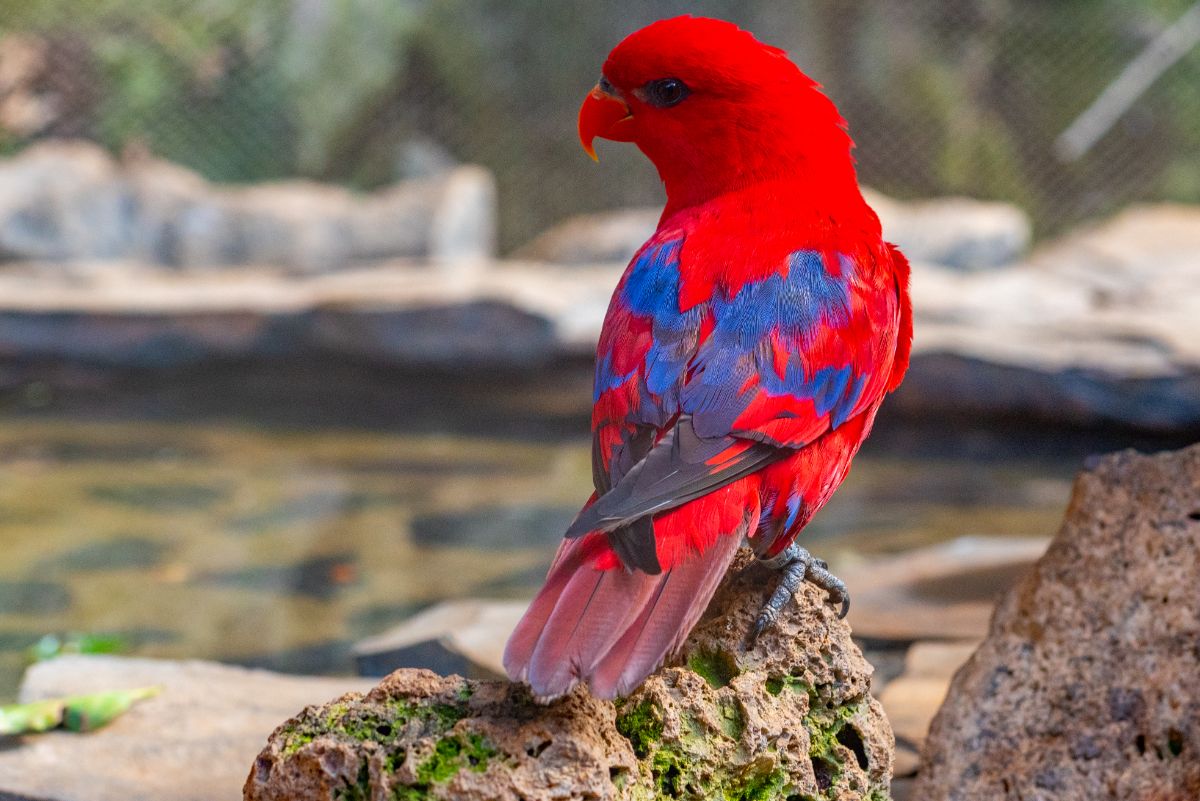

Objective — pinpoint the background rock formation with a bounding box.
[0,141,495,271]
[245,550,895,801]
[915,443,1200,800]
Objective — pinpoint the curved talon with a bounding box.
[750,610,772,644]
[825,587,850,619]
[804,557,850,618]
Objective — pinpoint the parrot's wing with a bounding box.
[682,249,902,449]
[585,239,906,571]
[567,415,783,541]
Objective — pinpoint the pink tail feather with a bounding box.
[503,532,742,700]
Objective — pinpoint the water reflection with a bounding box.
[0,361,1186,698]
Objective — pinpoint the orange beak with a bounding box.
[578,83,633,161]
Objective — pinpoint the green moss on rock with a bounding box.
[726,766,788,801]
[717,698,745,741]
[688,648,739,689]
[616,699,664,758]
[392,732,499,800]
[764,674,811,696]
[805,700,859,779]
[649,747,691,797]
[280,693,471,758]
[417,733,497,782]
[637,736,792,801]
[278,722,315,756]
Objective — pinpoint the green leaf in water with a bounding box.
[0,687,159,736]
[28,633,128,663]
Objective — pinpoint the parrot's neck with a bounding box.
[647,108,864,220]
[658,153,866,225]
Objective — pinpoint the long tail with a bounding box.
[503,529,743,701]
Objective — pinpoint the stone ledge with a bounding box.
[0,205,1198,430]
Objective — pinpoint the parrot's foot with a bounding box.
[751,543,849,641]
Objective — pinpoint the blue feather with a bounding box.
[682,248,862,435]
[606,242,867,441]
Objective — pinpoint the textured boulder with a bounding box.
[245,550,894,800]
[915,444,1200,800]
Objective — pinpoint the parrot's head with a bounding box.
[580,16,856,212]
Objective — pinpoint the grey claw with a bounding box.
[755,543,850,630]
[750,613,769,644]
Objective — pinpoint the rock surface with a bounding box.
[0,656,374,801]
[864,190,1031,271]
[246,549,894,801]
[0,141,495,271]
[896,205,1200,431]
[0,261,601,368]
[914,443,1200,800]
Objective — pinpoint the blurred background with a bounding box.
[0,0,1198,759]
[1,0,1199,246]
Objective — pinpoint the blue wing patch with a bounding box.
[683,249,862,437]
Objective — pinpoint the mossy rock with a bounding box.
[245,550,893,800]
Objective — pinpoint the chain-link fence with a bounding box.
[1,0,1197,251]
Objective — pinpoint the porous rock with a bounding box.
[245,550,894,800]
[915,443,1200,800]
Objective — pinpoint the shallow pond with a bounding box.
[0,361,1185,698]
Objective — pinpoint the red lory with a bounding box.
[504,16,912,701]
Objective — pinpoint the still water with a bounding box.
[0,361,1181,698]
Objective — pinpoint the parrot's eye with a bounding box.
[641,78,690,108]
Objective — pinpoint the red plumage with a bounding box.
[505,16,912,701]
